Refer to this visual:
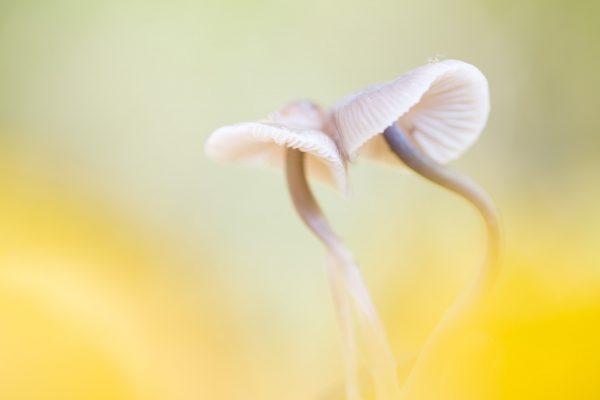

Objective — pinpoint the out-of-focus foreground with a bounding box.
[1,0,599,399]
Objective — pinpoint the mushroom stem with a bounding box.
[325,252,360,400]
[383,122,501,294]
[382,121,502,395]
[285,148,400,400]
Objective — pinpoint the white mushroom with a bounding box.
[206,100,347,192]
[332,59,500,285]
[205,100,399,400]
[333,60,502,395]
[333,59,490,165]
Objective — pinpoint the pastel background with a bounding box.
[1,0,599,399]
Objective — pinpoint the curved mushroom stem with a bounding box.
[286,148,400,400]
[383,122,502,295]
[383,121,502,394]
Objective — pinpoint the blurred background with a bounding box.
[1,0,599,399]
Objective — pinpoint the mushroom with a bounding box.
[205,100,400,399]
[333,59,500,289]
[206,101,347,192]
[332,59,501,389]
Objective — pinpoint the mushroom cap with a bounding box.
[333,59,490,164]
[205,101,347,192]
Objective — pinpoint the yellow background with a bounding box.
[1,0,599,398]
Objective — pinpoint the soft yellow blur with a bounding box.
[1,0,599,399]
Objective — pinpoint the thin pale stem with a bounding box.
[326,252,360,400]
[383,121,502,394]
[285,148,400,399]
[383,122,502,297]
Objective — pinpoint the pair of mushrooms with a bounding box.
[205,59,500,399]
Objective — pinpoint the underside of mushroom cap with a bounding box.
[333,59,490,165]
[205,101,347,192]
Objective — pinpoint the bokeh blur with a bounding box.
[1,0,599,399]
